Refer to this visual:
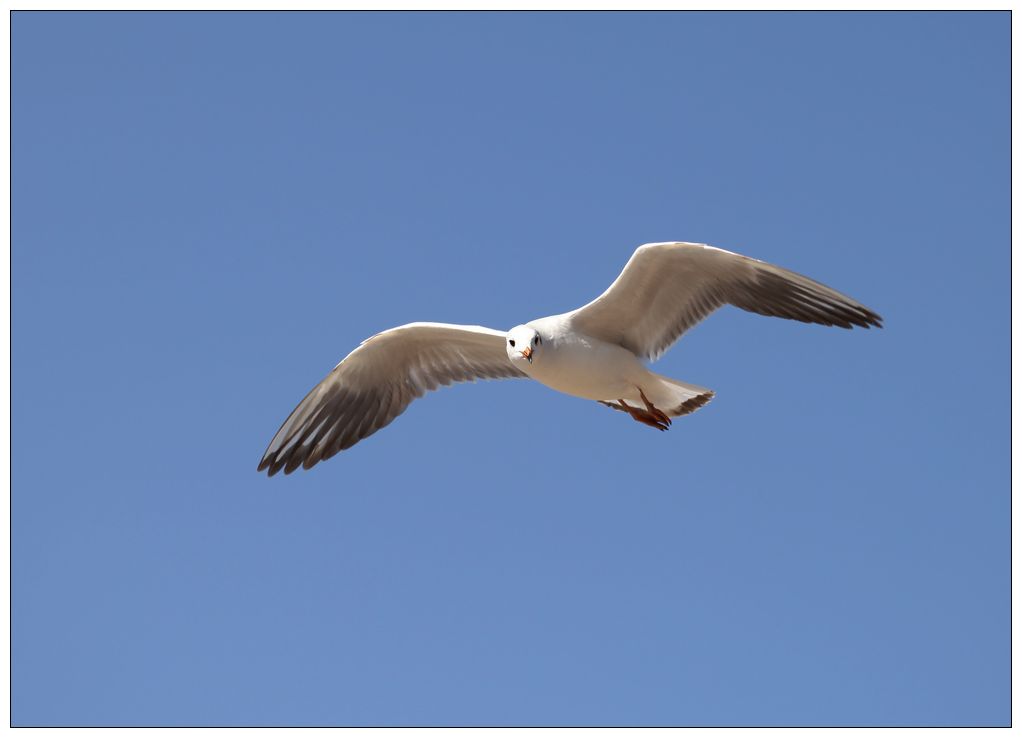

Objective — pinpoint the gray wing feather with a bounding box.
[568,242,882,361]
[258,322,525,475]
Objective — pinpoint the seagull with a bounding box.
[258,242,882,475]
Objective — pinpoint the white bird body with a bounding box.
[519,316,645,401]
[259,242,882,475]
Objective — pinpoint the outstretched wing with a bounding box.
[568,242,883,361]
[258,322,525,475]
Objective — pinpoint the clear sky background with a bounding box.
[12,11,1008,727]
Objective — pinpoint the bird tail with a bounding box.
[647,374,715,418]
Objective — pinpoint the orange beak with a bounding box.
[520,346,533,363]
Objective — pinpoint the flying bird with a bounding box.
[258,242,882,475]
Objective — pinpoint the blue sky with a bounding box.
[12,11,1008,727]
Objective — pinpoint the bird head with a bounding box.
[506,325,542,367]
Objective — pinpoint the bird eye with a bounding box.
[509,339,515,347]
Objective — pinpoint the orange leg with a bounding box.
[637,387,672,427]
[614,396,671,432]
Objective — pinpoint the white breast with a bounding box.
[525,324,647,402]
